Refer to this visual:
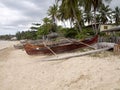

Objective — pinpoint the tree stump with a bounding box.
[114,44,120,55]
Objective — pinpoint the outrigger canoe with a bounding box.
[24,35,98,55]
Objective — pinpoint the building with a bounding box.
[100,24,117,32]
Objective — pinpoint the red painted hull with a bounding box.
[24,35,98,55]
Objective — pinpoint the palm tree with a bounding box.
[30,23,41,31]
[56,0,112,33]
[43,17,52,25]
[113,6,120,25]
[99,4,112,24]
[76,9,84,27]
[96,14,100,23]
[42,17,52,33]
[84,11,93,25]
[82,0,112,12]
[82,0,112,33]
[48,4,58,32]
[57,0,82,31]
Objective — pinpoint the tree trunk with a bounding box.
[94,11,98,35]
[71,5,82,32]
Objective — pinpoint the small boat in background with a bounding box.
[24,35,98,55]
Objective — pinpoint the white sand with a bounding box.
[0,40,19,50]
[0,41,120,90]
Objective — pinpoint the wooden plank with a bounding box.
[43,42,57,56]
[114,44,120,54]
[97,42,115,49]
[40,47,113,61]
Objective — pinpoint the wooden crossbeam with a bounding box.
[41,47,112,61]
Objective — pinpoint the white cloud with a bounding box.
[0,0,55,35]
[0,7,27,25]
[109,0,120,9]
[0,2,31,35]
[0,0,120,35]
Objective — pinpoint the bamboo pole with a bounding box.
[41,47,112,61]
[43,42,57,56]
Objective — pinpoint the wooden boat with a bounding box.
[24,35,98,55]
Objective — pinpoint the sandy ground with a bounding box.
[0,41,18,50]
[0,41,120,90]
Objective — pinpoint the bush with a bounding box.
[64,28,78,38]
[75,27,95,39]
[58,27,95,39]
[16,31,37,40]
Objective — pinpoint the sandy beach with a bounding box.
[0,41,120,90]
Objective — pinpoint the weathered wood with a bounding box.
[78,41,96,49]
[41,47,113,61]
[99,37,120,43]
[24,35,98,55]
[43,42,57,56]
[114,44,120,55]
[97,42,115,49]
[65,38,96,49]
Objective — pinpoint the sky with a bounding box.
[0,0,120,35]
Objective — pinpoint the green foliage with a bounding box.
[30,26,39,30]
[55,26,64,36]
[99,32,106,36]
[36,26,49,39]
[116,32,120,36]
[113,6,120,25]
[57,27,94,39]
[64,28,78,38]
[98,4,112,24]
[0,35,13,40]
[30,23,41,31]
[36,17,58,39]
[16,31,37,40]
[75,27,95,39]
[13,0,114,41]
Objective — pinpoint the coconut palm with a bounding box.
[99,4,112,24]
[48,4,58,30]
[82,0,112,12]
[56,0,112,33]
[113,6,120,25]
[95,14,100,23]
[84,11,93,25]
[43,17,52,25]
[42,17,53,33]
[76,9,84,27]
[57,0,82,31]
[82,0,112,34]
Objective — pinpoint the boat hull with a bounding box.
[24,35,98,55]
